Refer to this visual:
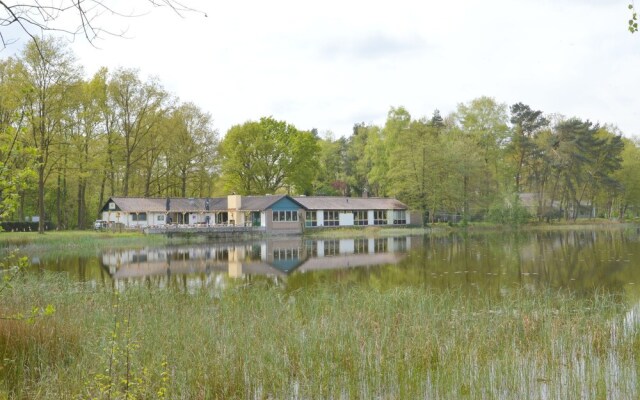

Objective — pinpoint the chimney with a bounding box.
[228,194,242,225]
[228,194,242,210]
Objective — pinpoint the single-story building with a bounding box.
[99,194,411,234]
[293,196,409,227]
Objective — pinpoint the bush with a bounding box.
[487,202,531,226]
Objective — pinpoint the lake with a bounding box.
[10,226,640,398]
[30,226,640,300]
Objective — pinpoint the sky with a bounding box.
[3,0,640,138]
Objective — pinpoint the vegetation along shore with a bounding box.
[2,273,638,399]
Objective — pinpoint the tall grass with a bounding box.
[1,273,638,399]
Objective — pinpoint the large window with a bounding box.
[393,210,407,225]
[373,210,387,225]
[324,211,339,226]
[132,213,147,221]
[353,210,368,226]
[273,210,298,222]
[305,211,317,227]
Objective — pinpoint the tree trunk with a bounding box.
[181,168,187,197]
[37,164,45,234]
[77,181,86,229]
[56,172,62,229]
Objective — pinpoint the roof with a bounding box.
[293,196,407,211]
[102,195,304,213]
[237,195,290,210]
[102,195,408,213]
[103,197,227,213]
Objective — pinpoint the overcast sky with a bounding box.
[4,0,640,137]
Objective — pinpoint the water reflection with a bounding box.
[28,227,640,297]
[102,237,413,276]
[97,236,415,289]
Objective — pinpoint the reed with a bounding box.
[1,274,638,399]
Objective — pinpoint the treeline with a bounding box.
[1,37,640,231]
[0,38,218,231]
[318,102,633,224]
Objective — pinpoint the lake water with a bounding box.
[29,226,640,300]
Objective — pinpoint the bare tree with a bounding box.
[0,1,205,51]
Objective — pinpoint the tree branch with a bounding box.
[0,0,206,55]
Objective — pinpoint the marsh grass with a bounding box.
[1,274,638,399]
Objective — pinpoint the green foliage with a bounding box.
[0,252,55,322]
[220,116,319,194]
[83,293,169,399]
[614,138,640,217]
[312,134,349,195]
[486,199,532,226]
[0,34,636,228]
[630,3,638,33]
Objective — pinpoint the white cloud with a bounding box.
[3,0,640,137]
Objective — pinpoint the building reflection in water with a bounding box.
[100,236,419,285]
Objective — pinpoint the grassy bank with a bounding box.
[1,273,638,399]
[0,231,212,258]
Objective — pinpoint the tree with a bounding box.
[108,68,168,196]
[387,118,435,223]
[543,118,605,220]
[346,123,376,196]
[615,138,640,217]
[164,102,218,197]
[507,102,548,193]
[65,70,108,228]
[313,133,349,196]
[0,1,205,52]
[18,37,81,233]
[454,97,509,211]
[0,59,36,221]
[220,117,318,195]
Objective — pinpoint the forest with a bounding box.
[1,37,640,231]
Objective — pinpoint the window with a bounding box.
[354,238,369,254]
[353,210,368,226]
[132,254,148,263]
[374,238,388,253]
[324,211,339,226]
[132,213,147,221]
[304,240,318,256]
[273,210,298,222]
[393,210,406,225]
[273,248,300,260]
[393,236,408,252]
[157,215,165,222]
[374,210,387,225]
[323,239,340,256]
[305,211,317,227]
